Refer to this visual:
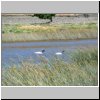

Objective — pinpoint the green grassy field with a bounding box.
[2,23,98,42]
[2,48,98,86]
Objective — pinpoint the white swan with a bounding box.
[34,49,45,55]
[55,50,64,55]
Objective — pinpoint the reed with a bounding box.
[2,23,98,42]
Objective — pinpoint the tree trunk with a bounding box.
[50,17,52,22]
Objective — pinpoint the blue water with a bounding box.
[1,39,98,68]
[2,39,98,47]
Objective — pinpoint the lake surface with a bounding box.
[1,39,98,68]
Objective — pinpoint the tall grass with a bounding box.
[2,48,98,86]
[2,23,98,42]
[71,48,98,66]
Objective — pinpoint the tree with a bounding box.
[83,14,89,18]
[32,14,55,23]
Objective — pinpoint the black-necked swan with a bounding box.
[34,49,45,55]
[55,50,64,55]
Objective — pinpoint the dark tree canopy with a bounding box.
[32,14,55,23]
[83,14,90,18]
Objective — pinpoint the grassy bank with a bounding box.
[2,23,98,42]
[2,48,98,86]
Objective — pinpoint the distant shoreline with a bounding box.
[2,38,98,43]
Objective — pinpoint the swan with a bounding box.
[55,50,64,55]
[34,49,45,55]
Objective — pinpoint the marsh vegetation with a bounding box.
[2,23,97,42]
